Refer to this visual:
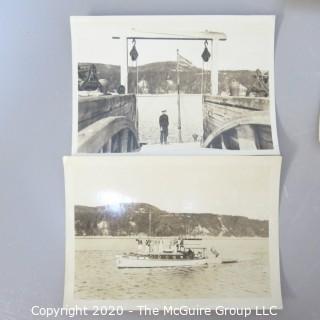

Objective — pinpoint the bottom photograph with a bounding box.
[63,156,282,309]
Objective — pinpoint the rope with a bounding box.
[201,61,204,95]
[136,59,139,95]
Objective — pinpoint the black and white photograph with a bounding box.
[71,16,279,155]
[64,156,282,309]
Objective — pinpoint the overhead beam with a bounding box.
[112,30,227,96]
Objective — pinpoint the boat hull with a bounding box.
[116,255,209,268]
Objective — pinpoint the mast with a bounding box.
[148,212,152,237]
[176,49,182,143]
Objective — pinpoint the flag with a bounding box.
[177,53,193,71]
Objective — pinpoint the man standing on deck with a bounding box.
[159,110,169,144]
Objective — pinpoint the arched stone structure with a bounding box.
[77,94,139,153]
[78,116,139,153]
[202,96,273,150]
[203,111,270,148]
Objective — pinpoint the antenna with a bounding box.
[148,212,152,237]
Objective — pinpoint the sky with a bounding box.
[65,156,281,221]
[72,15,275,71]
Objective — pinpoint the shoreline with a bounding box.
[75,236,268,240]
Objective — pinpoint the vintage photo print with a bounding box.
[71,16,279,155]
[64,156,282,309]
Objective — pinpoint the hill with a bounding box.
[78,62,265,95]
[74,203,268,237]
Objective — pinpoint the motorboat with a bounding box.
[116,238,221,268]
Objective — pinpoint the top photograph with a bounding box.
[71,15,279,155]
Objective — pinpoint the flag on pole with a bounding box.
[177,53,193,71]
[176,51,193,143]
[176,50,188,143]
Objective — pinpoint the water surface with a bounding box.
[75,237,270,300]
[137,95,203,144]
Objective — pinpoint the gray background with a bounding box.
[0,0,320,319]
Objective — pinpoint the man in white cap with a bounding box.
[159,110,169,144]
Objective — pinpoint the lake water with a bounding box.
[75,237,270,300]
[137,95,203,145]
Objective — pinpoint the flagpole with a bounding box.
[176,49,182,143]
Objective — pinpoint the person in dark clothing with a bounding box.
[187,249,195,259]
[159,110,169,144]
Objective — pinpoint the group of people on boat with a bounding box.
[135,238,199,260]
[136,238,183,254]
